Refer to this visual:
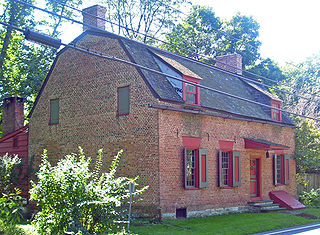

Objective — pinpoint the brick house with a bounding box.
[28,5,299,218]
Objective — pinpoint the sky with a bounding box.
[57,0,320,66]
[194,0,320,65]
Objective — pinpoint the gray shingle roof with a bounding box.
[120,37,294,126]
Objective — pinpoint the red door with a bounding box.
[250,159,260,198]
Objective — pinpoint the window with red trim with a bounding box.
[271,100,282,121]
[273,154,290,185]
[183,75,200,105]
[183,148,208,189]
[218,150,241,187]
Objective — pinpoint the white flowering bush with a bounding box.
[30,148,147,235]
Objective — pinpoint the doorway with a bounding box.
[250,158,260,198]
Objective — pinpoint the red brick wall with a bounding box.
[29,32,296,218]
[2,97,24,137]
[158,107,296,215]
[216,54,242,75]
[28,34,160,214]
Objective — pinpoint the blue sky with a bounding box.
[57,0,320,65]
[195,0,320,65]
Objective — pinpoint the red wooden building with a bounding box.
[0,97,29,199]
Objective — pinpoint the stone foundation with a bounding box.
[162,206,251,219]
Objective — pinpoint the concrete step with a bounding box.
[247,200,274,206]
[248,200,286,213]
[254,203,280,208]
[260,207,286,213]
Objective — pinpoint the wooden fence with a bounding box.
[297,173,320,195]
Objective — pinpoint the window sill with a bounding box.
[184,102,201,106]
[49,123,59,126]
[184,187,200,190]
[117,113,130,116]
[219,186,233,189]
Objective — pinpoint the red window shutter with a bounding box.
[284,154,290,185]
[199,148,208,188]
[232,151,241,187]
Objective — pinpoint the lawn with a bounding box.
[131,211,316,235]
[3,209,319,235]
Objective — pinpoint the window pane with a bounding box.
[221,152,229,186]
[276,155,282,184]
[118,86,130,115]
[186,93,196,104]
[186,149,195,187]
[186,84,196,93]
[50,99,59,124]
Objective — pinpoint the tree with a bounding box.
[246,58,287,87]
[162,6,262,67]
[162,5,222,61]
[294,118,320,172]
[101,0,188,43]
[217,13,261,67]
[0,0,82,135]
[281,53,320,118]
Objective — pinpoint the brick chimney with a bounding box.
[216,54,242,75]
[2,97,24,136]
[82,5,107,31]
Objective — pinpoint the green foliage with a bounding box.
[294,118,320,172]
[247,58,287,86]
[0,154,21,195]
[0,0,83,135]
[0,188,23,228]
[218,13,261,67]
[299,188,320,208]
[30,148,148,235]
[162,5,222,61]
[281,54,320,118]
[162,6,261,67]
[0,154,23,232]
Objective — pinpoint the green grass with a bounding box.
[6,209,320,235]
[131,212,318,235]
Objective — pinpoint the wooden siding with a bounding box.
[0,127,29,198]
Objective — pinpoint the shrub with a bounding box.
[0,188,23,226]
[0,154,23,232]
[299,188,320,207]
[0,154,21,195]
[30,148,147,235]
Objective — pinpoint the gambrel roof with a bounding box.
[29,30,295,126]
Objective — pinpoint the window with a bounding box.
[13,137,18,148]
[185,83,197,104]
[117,86,130,115]
[273,154,290,185]
[271,100,282,121]
[50,99,59,124]
[183,148,208,189]
[218,150,241,187]
[183,75,200,105]
[185,149,196,187]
